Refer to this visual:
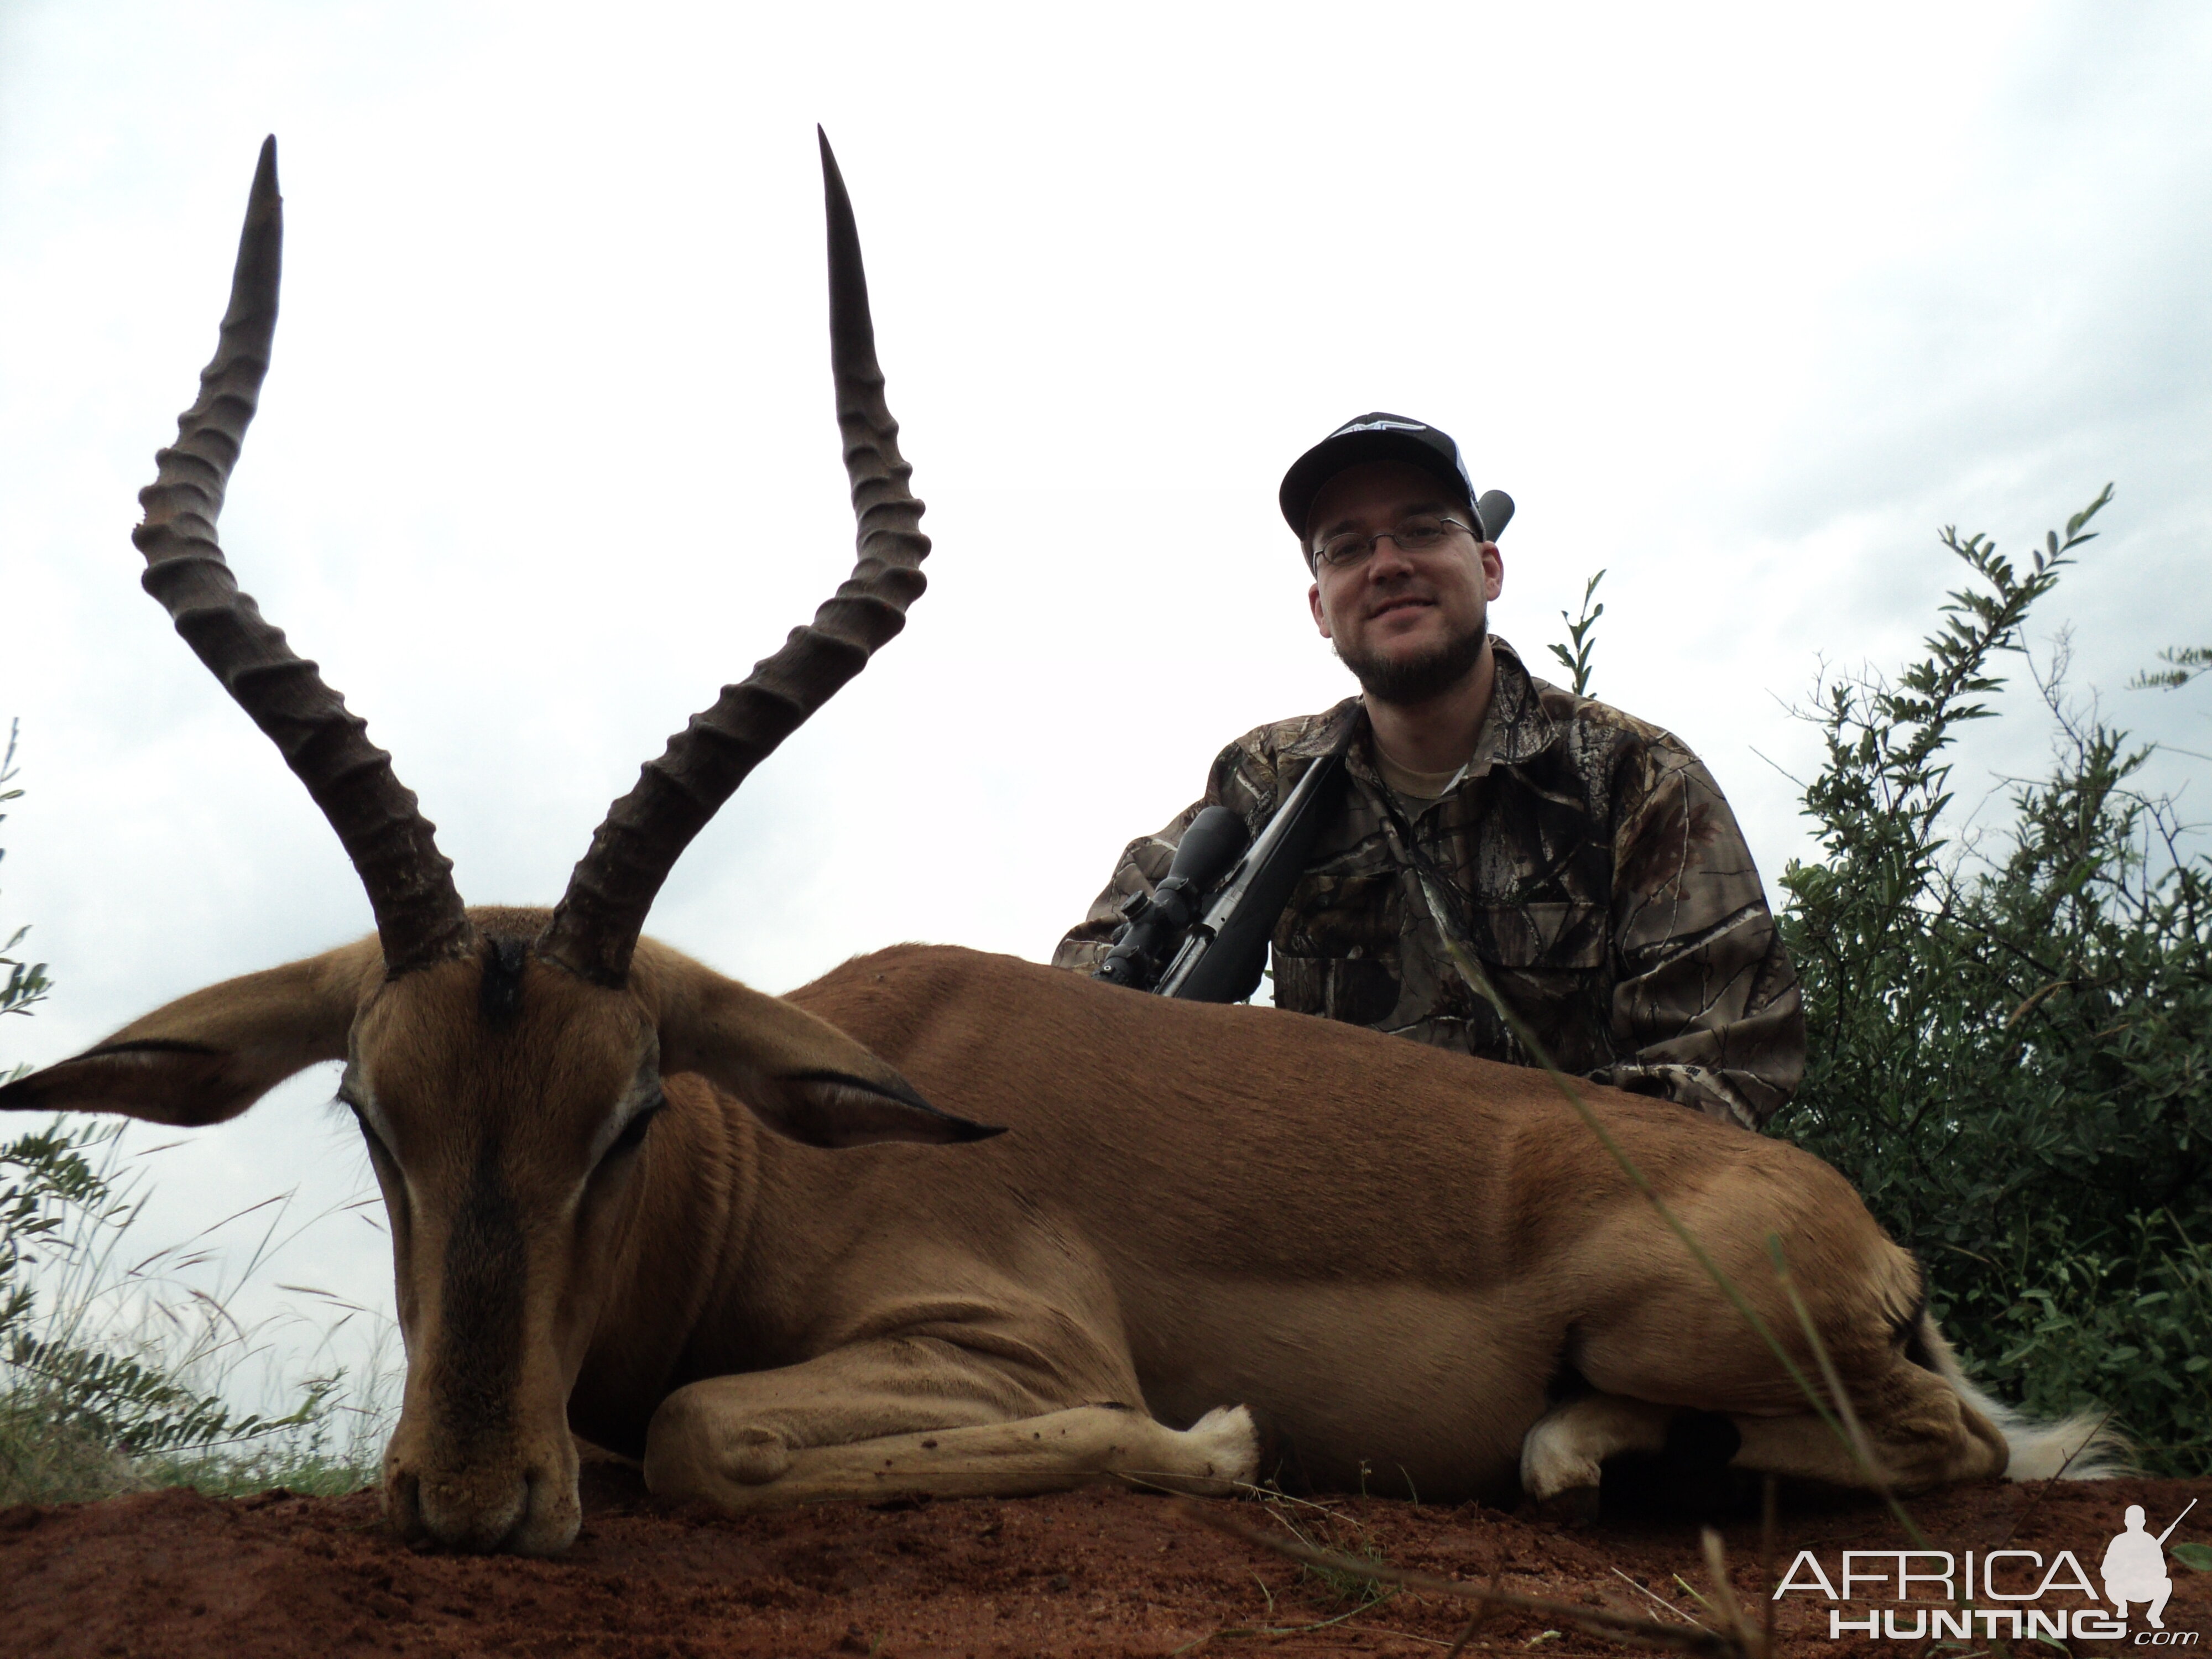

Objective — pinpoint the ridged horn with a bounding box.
[535,130,930,987]
[133,137,471,977]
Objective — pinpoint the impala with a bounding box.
[1,135,2105,1557]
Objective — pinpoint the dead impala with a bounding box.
[1,136,2106,1556]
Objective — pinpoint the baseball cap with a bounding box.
[1279,412,1483,542]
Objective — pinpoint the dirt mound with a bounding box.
[4,1469,2206,1657]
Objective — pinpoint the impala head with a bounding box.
[0,133,991,1555]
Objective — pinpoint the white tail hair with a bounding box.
[1919,1312,2130,1480]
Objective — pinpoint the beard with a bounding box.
[1335,617,1489,707]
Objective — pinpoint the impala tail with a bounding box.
[1916,1311,2130,1480]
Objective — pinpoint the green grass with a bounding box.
[0,1116,397,1506]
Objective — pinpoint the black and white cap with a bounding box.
[1279,412,1495,541]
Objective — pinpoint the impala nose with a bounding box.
[387,1458,581,1556]
[388,1459,524,1552]
[421,1471,528,1553]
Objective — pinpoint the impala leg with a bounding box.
[654,1401,1257,1511]
[1725,1361,2009,1491]
[642,1336,1258,1512]
[1519,1392,1674,1515]
[1531,1372,2009,1501]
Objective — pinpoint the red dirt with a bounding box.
[4,1470,2207,1657]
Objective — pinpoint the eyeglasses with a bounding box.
[1310,514,1474,572]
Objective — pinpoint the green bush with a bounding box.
[1769,488,2212,1474]
[0,731,392,1504]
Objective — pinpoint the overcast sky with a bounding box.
[2,2,2208,1405]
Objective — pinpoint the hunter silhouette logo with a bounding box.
[2106,1501,2197,1631]
[1773,1497,2205,1643]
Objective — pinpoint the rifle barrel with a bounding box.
[2154,1496,2197,1546]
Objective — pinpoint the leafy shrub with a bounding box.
[1769,488,2212,1474]
[0,732,393,1504]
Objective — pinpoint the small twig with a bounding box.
[1995,1404,2119,1552]
[1933,1240,1999,1268]
[2000,979,2071,1030]
[1225,1479,1349,1519]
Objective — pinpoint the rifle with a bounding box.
[1092,802,1255,993]
[1094,748,1345,1001]
[1155,743,1348,1001]
[1095,488,1514,1002]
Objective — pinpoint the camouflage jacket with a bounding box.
[1053,640,1806,1129]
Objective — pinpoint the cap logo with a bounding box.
[1330,417,1427,437]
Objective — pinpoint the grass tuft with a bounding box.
[0,1116,398,1506]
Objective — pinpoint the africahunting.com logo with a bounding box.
[1773,1500,2206,1644]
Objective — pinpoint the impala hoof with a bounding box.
[1186,1404,1262,1489]
[1533,1483,1601,1526]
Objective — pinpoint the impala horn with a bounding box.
[134,137,472,977]
[536,129,930,987]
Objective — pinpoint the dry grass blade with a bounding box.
[1168,1601,1382,1654]
[1766,1238,1931,1552]
[1611,1567,1705,1626]
[1176,1501,1758,1659]
[1760,1476,1778,1659]
[1443,1566,1509,1657]
[1424,919,1943,1532]
[1699,1527,1760,1655]
[1425,930,1863,1453]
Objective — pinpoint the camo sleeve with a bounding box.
[1050,799,1203,974]
[1594,744,1806,1130]
[1050,736,1281,974]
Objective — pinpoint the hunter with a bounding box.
[1054,413,1806,1130]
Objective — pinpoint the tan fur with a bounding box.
[0,914,2094,1553]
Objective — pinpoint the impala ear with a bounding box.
[641,948,1001,1150]
[0,940,381,1126]
[732,1064,1004,1151]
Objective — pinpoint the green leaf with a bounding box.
[2172,1543,2212,1573]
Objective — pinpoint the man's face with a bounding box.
[1305,461,1505,704]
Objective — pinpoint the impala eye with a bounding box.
[604,1093,666,1161]
[345,1100,392,1156]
